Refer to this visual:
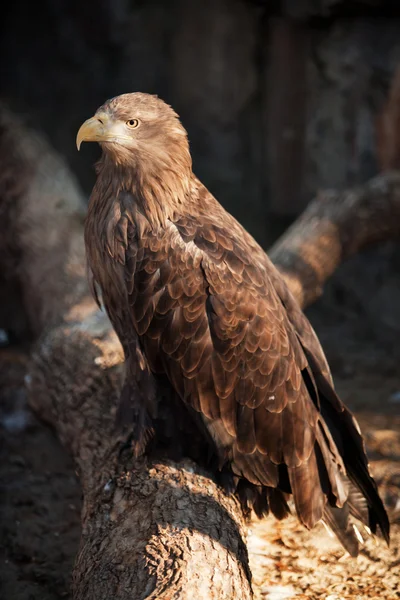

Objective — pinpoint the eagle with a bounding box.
[77,92,389,555]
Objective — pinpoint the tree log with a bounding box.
[270,175,400,307]
[1,106,400,599]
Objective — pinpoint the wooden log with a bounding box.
[270,173,400,306]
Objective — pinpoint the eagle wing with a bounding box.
[121,188,389,547]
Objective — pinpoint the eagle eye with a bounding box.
[126,119,139,129]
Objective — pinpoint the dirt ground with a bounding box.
[0,291,399,599]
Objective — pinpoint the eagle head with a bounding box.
[76,92,191,172]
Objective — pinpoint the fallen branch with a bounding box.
[1,105,399,599]
[270,175,400,306]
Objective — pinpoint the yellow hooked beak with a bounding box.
[76,112,109,150]
[76,112,132,150]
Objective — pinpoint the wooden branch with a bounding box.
[270,173,400,307]
[1,105,400,599]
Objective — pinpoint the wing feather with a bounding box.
[113,184,389,552]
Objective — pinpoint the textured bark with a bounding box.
[1,106,400,598]
[270,172,400,307]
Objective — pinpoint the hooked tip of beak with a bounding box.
[76,114,108,151]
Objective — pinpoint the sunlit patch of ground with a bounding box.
[249,512,399,599]
[248,369,400,600]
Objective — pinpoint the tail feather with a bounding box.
[323,503,360,557]
[235,480,291,521]
[303,347,390,546]
[288,452,326,529]
[316,424,348,507]
[321,391,389,544]
[347,481,370,525]
[268,487,290,520]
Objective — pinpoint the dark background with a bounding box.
[1,1,400,598]
[2,0,400,245]
[2,0,400,338]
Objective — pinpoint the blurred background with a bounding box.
[1,0,399,243]
[3,0,400,349]
[1,1,400,599]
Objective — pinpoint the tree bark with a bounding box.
[1,105,400,599]
[270,175,400,307]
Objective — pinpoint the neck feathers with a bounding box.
[93,141,192,228]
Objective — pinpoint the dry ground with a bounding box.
[0,301,399,599]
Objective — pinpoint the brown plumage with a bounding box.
[77,92,389,555]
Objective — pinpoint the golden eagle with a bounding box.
[77,93,389,555]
